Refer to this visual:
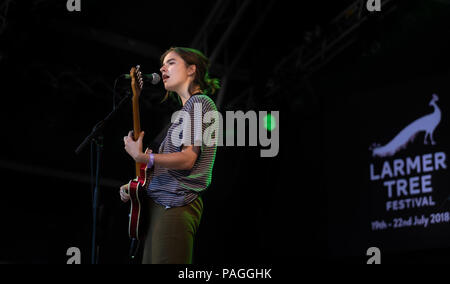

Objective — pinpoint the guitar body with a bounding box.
[128,164,152,240]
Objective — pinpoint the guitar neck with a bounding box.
[132,88,142,177]
[129,65,145,178]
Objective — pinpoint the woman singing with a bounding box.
[120,47,220,264]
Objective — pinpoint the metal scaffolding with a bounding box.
[264,0,398,114]
[0,0,13,36]
[190,0,276,110]
[274,0,397,78]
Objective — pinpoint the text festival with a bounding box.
[370,152,447,211]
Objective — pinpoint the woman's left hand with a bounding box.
[124,130,144,161]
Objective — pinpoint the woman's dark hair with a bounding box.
[160,47,220,102]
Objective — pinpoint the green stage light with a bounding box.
[264,113,276,132]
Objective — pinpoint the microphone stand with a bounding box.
[75,93,130,264]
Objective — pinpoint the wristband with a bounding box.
[147,153,155,168]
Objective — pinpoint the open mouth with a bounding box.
[162,74,170,81]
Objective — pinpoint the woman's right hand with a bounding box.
[120,183,130,203]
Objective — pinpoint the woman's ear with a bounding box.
[187,64,196,76]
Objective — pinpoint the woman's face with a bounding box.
[160,51,194,93]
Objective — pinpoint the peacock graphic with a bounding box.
[370,94,441,158]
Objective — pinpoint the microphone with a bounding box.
[122,73,161,85]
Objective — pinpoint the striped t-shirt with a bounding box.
[147,94,218,208]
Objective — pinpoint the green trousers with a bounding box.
[141,196,203,264]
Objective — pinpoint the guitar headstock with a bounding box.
[130,65,144,98]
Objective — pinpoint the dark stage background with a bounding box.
[0,0,449,265]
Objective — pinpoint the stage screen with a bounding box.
[363,75,450,251]
[327,72,450,261]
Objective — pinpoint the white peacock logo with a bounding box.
[370,94,441,158]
